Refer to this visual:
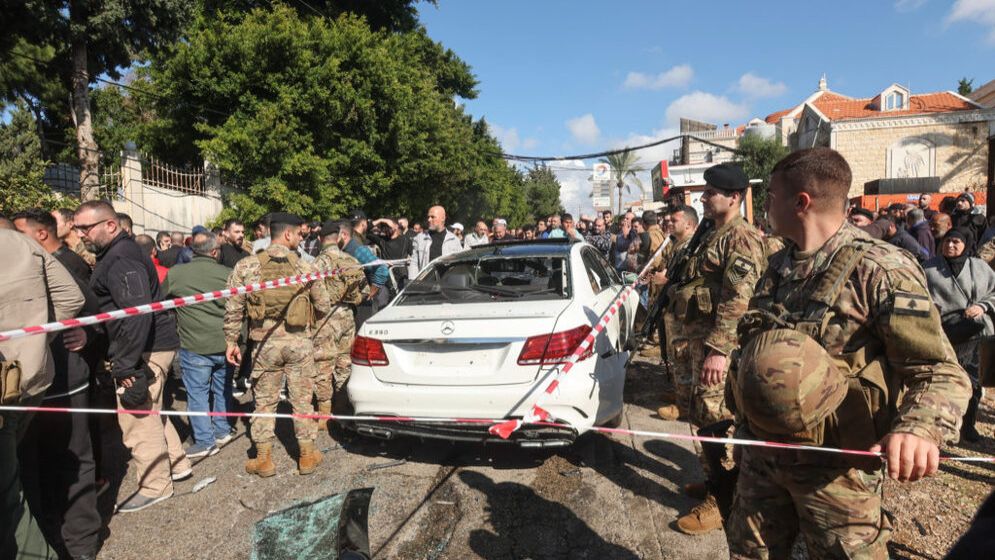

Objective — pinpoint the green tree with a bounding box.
[522,164,564,221]
[0,102,75,212]
[601,148,644,215]
[0,0,195,199]
[139,5,517,226]
[734,134,789,219]
[958,77,974,96]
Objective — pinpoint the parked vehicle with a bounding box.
[347,239,637,447]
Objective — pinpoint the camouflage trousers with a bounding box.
[312,315,356,405]
[726,448,891,560]
[664,312,693,416]
[249,335,317,444]
[682,337,735,483]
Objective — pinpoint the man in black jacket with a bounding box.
[74,201,190,514]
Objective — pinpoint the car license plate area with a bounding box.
[393,342,509,372]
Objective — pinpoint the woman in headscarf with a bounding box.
[924,228,995,441]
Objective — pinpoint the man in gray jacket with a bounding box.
[408,205,463,279]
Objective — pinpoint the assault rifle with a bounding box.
[639,218,715,340]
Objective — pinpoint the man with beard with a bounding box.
[73,201,190,513]
[667,163,767,535]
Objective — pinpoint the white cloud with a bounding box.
[548,127,681,216]
[947,0,995,43]
[623,64,694,90]
[566,113,601,145]
[895,0,927,12]
[736,72,787,98]
[664,91,750,126]
[488,122,538,153]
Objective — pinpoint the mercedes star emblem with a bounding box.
[440,320,455,336]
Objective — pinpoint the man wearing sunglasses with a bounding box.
[73,201,190,514]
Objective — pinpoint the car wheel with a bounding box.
[602,409,624,429]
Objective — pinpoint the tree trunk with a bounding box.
[617,180,623,216]
[71,39,100,200]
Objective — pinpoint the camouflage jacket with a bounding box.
[72,239,96,268]
[312,244,364,341]
[669,215,766,355]
[976,237,995,269]
[223,244,331,344]
[748,222,971,445]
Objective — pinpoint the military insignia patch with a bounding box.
[728,256,756,286]
[893,291,931,317]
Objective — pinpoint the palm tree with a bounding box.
[601,148,644,215]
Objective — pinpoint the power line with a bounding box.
[500,133,741,162]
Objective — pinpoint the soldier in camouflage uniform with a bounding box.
[224,213,332,477]
[726,148,971,559]
[652,204,700,421]
[311,220,366,430]
[666,163,767,535]
[975,236,995,268]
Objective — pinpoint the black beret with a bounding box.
[268,212,305,227]
[850,207,874,221]
[349,209,367,221]
[703,163,749,192]
[321,220,341,235]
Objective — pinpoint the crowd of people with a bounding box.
[0,148,992,558]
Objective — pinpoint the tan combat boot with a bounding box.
[675,494,723,535]
[298,440,323,475]
[316,401,333,435]
[245,443,276,478]
[656,404,681,421]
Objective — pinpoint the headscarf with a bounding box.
[943,228,971,278]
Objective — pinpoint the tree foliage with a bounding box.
[140,5,518,225]
[0,103,77,212]
[734,134,789,219]
[522,164,564,221]
[601,148,644,215]
[958,77,974,96]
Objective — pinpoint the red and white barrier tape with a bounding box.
[0,405,991,464]
[0,258,408,343]
[488,237,672,439]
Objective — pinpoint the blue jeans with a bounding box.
[179,349,232,446]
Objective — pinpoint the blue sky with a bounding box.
[420,0,995,214]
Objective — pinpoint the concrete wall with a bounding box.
[832,119,990,197]
[111,150,225,235]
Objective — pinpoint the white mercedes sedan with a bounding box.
[346,239,638,447]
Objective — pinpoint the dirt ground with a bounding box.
[91,353,994,559]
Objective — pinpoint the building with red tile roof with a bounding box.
[759,76,995,197]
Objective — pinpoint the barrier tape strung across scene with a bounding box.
[488,236,673,439]
[0,405,991,465]
[0,258,410,343]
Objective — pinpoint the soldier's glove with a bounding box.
[118,372,150,409]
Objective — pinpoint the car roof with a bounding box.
[438,240,580,263]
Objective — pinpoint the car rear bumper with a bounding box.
[348,419,577,447]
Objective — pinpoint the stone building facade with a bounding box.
[764,77,995,197]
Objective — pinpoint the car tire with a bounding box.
[602,409,624,429]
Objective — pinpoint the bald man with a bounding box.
[409,205,463,278]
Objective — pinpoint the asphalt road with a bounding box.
[95,356,728,559]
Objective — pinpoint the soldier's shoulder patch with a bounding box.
[892,290,931,317]
[728,255,756,286]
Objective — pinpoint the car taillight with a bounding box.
[517,325,594,365]
[351,336,389,366]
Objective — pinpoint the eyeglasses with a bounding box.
[73,219,109,235]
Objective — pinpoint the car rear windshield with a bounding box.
[398,256,571,305]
